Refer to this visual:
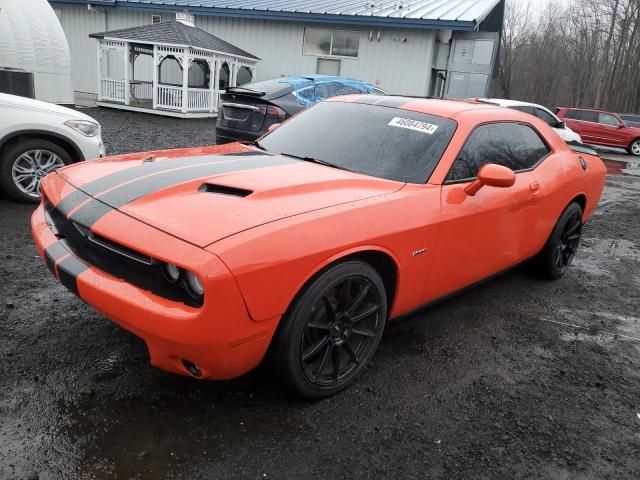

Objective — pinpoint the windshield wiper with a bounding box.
[279,152,350,171]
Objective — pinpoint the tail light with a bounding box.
[257,104,286,119]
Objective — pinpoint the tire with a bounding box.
[270,261,388,399]
[627,138,640,156]
[533,202,583,280]
[0,139,72,203]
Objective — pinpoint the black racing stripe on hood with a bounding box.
[56,189,93,217]
[70,155,295,227]
[375,97,413,108]
[219,150,266,156]
[57,255,89,297]
[55,152,269,214]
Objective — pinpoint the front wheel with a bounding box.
[533,202,583,280]
[628,139,640,156]
[0,139,72,203]
[270,261,387,399]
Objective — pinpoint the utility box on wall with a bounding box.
[445,31,498,99]
[0,68,35,99]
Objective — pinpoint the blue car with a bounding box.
[216,75,387,144]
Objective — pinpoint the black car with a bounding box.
[215,75,386,144]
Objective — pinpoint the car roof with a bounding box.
[479,98,545,108]
[328,94,504,119]
[285,75,366,83]
[557,106,617,114]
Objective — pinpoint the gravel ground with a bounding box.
[1,108,640,480]
[87,107,218,155]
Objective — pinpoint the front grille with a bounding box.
[44,198,203,308]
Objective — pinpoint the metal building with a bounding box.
[48,0,504,104]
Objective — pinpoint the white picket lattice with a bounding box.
[101,79,125,102]
[156,85,183,110]
[188,88,211,111]
[130,81,153,101]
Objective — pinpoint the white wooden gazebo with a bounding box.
[90,12,259,118]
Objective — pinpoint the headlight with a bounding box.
[185,271,204,298]
[163,263,181,283]
[64,119,100,137]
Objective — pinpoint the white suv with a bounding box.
[477,98,583,144]
[0,93,105,202]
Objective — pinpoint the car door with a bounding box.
[594,112,628,146]
[563,109,597,142]
[424,122,550,302]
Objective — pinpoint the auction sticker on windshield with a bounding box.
[388,117,439,134]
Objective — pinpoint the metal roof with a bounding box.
[90,21,259,59]
[50,0,502,30]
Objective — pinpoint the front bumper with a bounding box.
[31,197,279,380]
[76,132,106,160]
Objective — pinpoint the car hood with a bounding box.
[0,93,97,122]
[56,145,404,247]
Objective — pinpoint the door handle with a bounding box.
[529,181,540,192]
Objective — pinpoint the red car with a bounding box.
[32,97,606,398]
[556,107,640,156]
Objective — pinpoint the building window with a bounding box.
[303,28,360,57]
[151,14,162,24]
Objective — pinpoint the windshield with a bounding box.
[259,101,457,183]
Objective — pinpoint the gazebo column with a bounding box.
[208,58,217,113]
[152,45,158,109]
[182,49,190,113]
[230,62,237,87]
[123,42,130,105]
[96,43,103,102]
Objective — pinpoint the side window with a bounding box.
[598,113,621,126]
[322,81,361,99]
[510,105,535,115]
[294,85,317,105]
[581,111,598,122]
[565,109,579,119]
[447,123,550,182]
[535,108,558,127]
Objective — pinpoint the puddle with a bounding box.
[602,159,640,177]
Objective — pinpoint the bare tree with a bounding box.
[492,0,640,114]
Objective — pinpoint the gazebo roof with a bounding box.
[90,21,259,60]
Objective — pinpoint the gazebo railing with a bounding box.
[188,88,211,111]
[157,85,183,111]
[130,81,153,101]
[101,78,126,103]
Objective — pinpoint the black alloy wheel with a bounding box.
[554,209,582,274]
[271,261,387,399]
[534,202,584,279]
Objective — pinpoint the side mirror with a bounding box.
[464,164,516,196]
[556,121,565,129]
[267,123,281,133]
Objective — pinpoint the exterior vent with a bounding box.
[176,11,194,27]
[151,14,162,24]
[198,183,252,197]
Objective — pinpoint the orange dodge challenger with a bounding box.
[32,96,606,398]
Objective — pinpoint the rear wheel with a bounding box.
[0,139,72,203]
[628,139,640,156]
[271,261,387,399]
[533,202,583,280]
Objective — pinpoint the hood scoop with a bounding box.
[198,183,252,197]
